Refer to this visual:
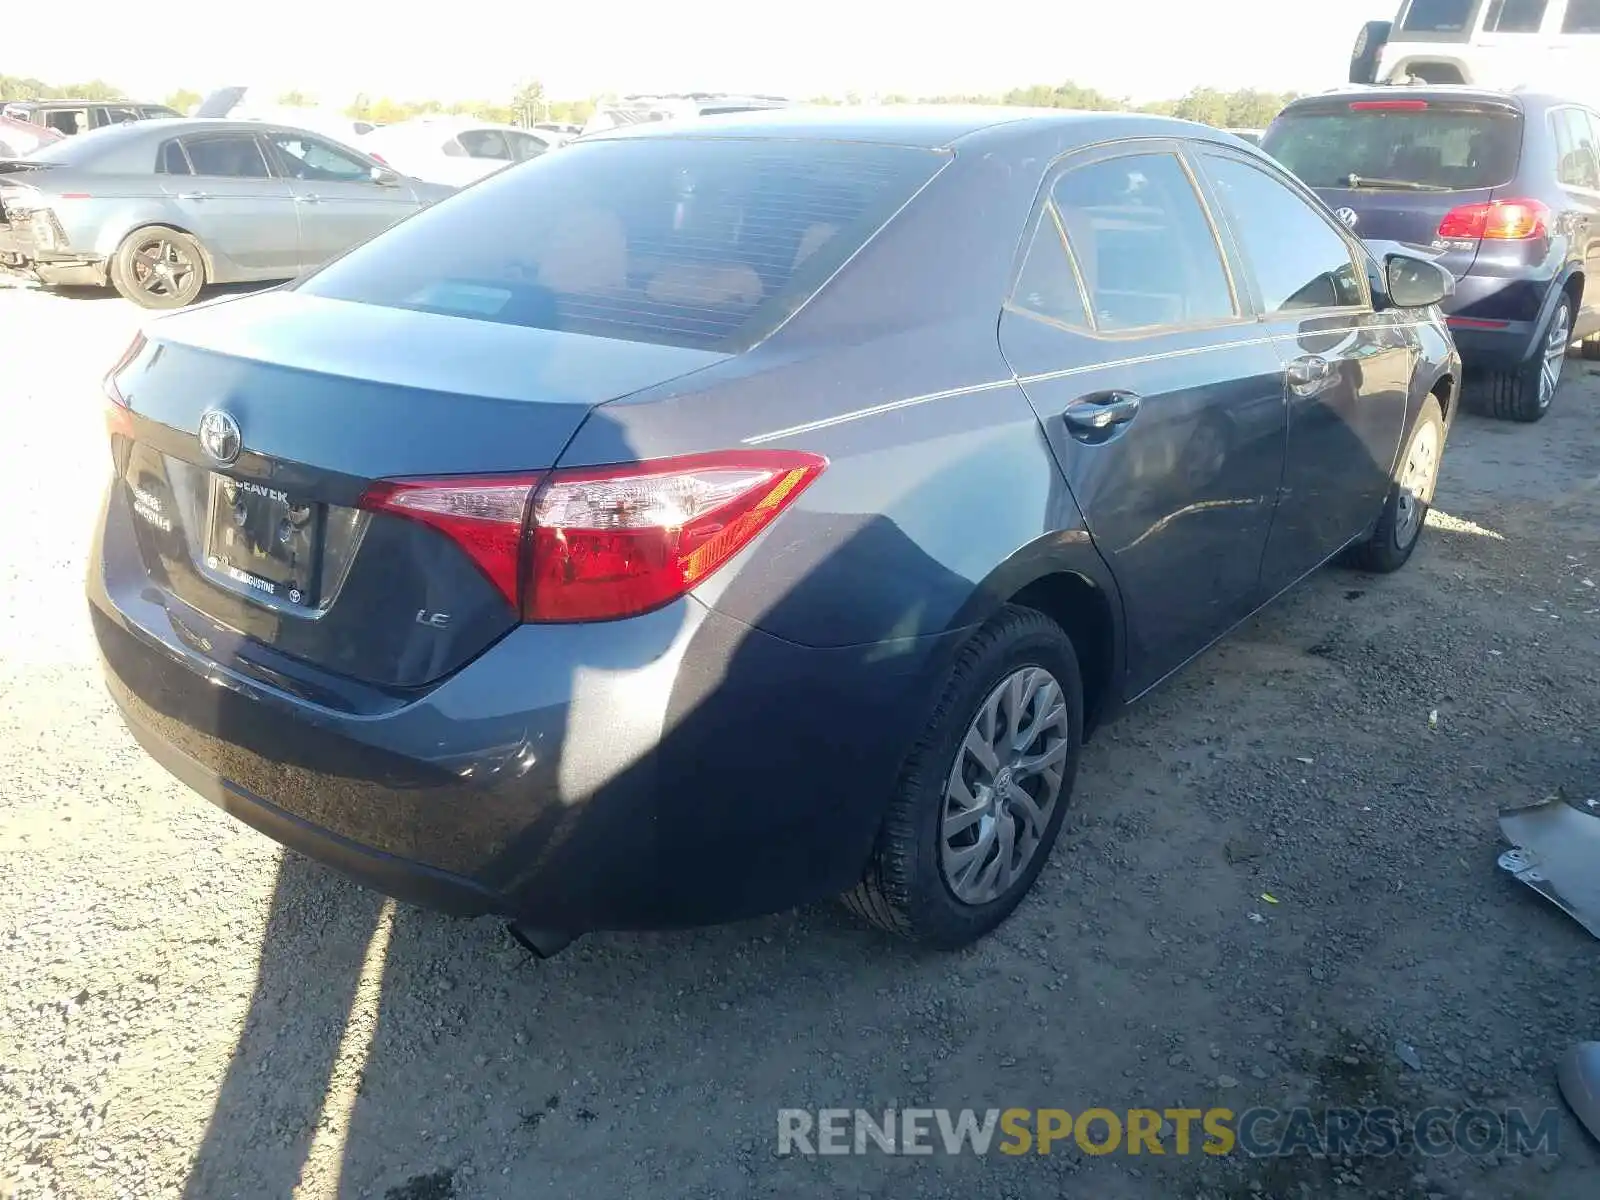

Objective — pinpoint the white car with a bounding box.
[359,118,561,188]
[1352,0,1600,103]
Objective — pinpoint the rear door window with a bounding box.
[1262,103,1522,190]
[98,106,141,127]
[298,137,948,351]
[1552,108,1600,189]
[1050,152,1237,332]
[182,135,272,178]
[1482,0,1548,32]
[1201,154,1367,313]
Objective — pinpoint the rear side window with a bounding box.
[299,138,947,351]
[1263,104,1521,190]
[1398,0,1479,32]
[458,129,512,160]
[1566,0,1600,31]
[1552,109,1600,189]
[1203,155,1366,313]
[1009,207,1091,329]
[1051,152,1236,332]
[157,141,191,175]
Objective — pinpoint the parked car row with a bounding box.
[91,104,1464,955]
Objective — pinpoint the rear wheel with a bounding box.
[842,606,1083,948]
[109,226,206,309]
[1476,294,1571,423]
[1344,395,1445,574]
[1581,332,1600,362]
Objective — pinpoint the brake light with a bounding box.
[1349,99,1430,111]
[360,450,827,623]
[368,151,388,165]
[1437,198,1550,241]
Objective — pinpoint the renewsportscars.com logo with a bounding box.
[777,1106,1561,1158]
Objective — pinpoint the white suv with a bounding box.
[1352,0,1600,104]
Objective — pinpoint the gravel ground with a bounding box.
[2,282,1599,1200]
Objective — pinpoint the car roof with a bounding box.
[584,103,1222,151]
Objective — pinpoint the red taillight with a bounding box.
[1437,198,1550,241]
[360,450,827,623]
[1349,99,1430,111]
[359,476,537,608]
[525,450,827,622]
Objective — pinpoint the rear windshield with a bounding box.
[1262,105,1521,190]
[1395,0,1481,36]
[299,137,947,351]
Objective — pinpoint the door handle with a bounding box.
[1062,392,1142,435]
[1287,355,1333,393]
[176,191,210,201]
[295,193,321,204]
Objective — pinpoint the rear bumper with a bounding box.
[90,482,958,932]
[1444,272,1559,369]
[0,226,106,286]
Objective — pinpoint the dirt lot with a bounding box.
[2,282,1599,1200]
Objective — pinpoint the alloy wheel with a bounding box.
[130,236,197,302]
[1539,303,1571,411]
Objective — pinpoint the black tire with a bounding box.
[1581,333,1600,362]
[1350,20,1392,84]
[108,226,206,309]
[1474,294,1571,423]
[841,606,1084,949]
[1344,395,1445,574]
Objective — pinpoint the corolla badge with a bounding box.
[1335,207,1359,229]
[198,409,242,464]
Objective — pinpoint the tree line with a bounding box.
[1,74,1297,131]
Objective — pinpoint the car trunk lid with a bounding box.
[106,290,729,691]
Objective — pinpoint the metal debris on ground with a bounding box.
[1497,798,1600,940]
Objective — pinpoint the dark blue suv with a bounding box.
[1264,86,1600,421]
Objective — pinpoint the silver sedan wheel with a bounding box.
[1394,418,1440,549]
[940,666,1072,906]
[1539,302,1571,411]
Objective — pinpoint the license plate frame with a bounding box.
[201,473,324,609]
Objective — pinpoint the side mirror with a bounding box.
[1384,253,1453,308]
[370,165,399,186]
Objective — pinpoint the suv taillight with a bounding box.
[360,450,827,623]
[1437,198,1550,241]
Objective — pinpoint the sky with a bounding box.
[11,0,1390,106]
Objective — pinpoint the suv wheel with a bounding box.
[1344,395,1445,574]
[1581,332,1600,362]
[842,606,1083,948]
[1476,293,1571,423]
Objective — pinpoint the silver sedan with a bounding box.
[0,118,454,308]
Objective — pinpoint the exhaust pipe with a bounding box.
[505,921,576,959]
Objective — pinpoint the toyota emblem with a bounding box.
[198,409,242,465]
[1335,207,1359,229]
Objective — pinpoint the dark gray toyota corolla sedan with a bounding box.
[90,106,1461,952]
